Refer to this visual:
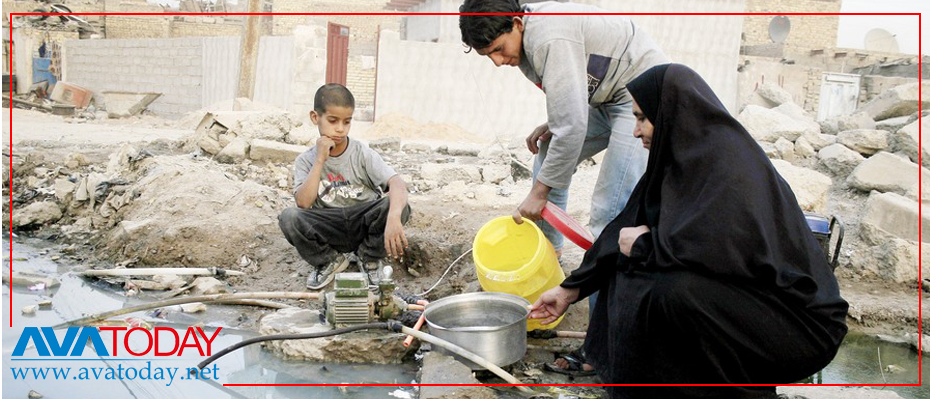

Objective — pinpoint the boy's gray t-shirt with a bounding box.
[518,1,669,191]
[292,138,397,209]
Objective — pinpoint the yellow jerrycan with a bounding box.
[473,216,565,331]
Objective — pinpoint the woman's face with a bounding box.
[632,100,654,150]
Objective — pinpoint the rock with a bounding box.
[34,167,49,176]
[770,160,832,213]
[438,144,482,157]
[858,81,929,121]
[190,277,228,295]
[402,143,431,153]
[27,390,43,399]
[777,386,904,399]
[248,139,304,164]
[481,164,511,184]
[737,105,818,142]
[847,152,928,196]
[756,83,795,106]
[259,308,415,363]
[285,124,316,146]
[12,202,63,228]
[153,274,188,290]
[21,305,37,315]
[860,191,929,244]
[835,129,889,156]
[773,103,819,130]
[794,136,816,158]
[818,143,865,176]
[837,112,877,132]
[893,118,927,167]
[420,163,482,184]
[758,141,778,158]
[217,133,234,148]
[54,178,76,202]
[215,138,251,164]
[884,364,906,374]
[876,114,913,132]
[1,271,60,288]
[369,137,402,152]
[66,153,89,169]
[180,302,207,313]
[199,137,222,155]
[37,300,52,309]
[850,238,923,283]
[774,137,795,162]
[903,333,930,355]
[418,352,498,399]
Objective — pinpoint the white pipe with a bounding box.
[399,326,534,394]
[81,268,245,277]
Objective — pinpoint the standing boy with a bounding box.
[279,84,410,290]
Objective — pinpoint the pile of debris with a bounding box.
[737,81,929,284]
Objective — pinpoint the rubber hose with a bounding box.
[194,322,390,372]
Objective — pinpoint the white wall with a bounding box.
[375,30,547,140]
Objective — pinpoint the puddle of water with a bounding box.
[3,238,419,399]
[3,237,926,399]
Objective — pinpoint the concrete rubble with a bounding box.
[418,352,498,399]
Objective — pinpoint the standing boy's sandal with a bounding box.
[544,349,596,377]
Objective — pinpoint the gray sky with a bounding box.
[838,0,926,55]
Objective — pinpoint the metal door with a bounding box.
[326,22,350,85]
[817,73,860,121]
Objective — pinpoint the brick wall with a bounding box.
[743,0,841,51]
[65,37,205,117]
[106,16,171,38]
[170,18,243,37]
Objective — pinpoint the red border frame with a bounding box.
[5,10,923,390]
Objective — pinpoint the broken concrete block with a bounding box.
[54,178,76,202]
[847,152,927,196]
[285,124,316,146]
[190,277,228,295]
[850,238,923,283]
[836,129,889,156]
[420,163,482,184]
[778,386,906,399]
[102,92,161,118]
[737,105,818,142]
[438,144,482,157]
[248,139,304,164]
[199,137,222,155]
[418,352,498,399]
[860,191,928,244]
[772,103,820,134]
[859,81,929,121]
[794,136,816,158]
[818,143,865,176]
[481,164,512,184]
[369,137,402,152]
[876,114,913,133]
[12,202,63,228]
[774,137,796,162]
[153,274,188,290]
[217,133,234,149]
[756,83,795,107]
[259,308,415,363]
[215,138,250,164]
[837,112,877,132]
[180,302,207,313]
[66,153,89,169]
[770,160,831,213]
[801,132,836,151]
[893,118,927,167]
[758,141,778,159]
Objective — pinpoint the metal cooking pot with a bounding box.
[423,292,529,370]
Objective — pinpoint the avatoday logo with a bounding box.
[12,327,223,357]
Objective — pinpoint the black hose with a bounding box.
[194,321,402,373]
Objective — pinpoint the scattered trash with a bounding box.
[28,283,46,291]
[124,317,152,330]
[180,302,207,313]
[388,389,413,399]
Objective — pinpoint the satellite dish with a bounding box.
[769,15,791,44]
[864,28,899,53]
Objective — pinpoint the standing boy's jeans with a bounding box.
[278,197,411,267]
[532,101,648,311]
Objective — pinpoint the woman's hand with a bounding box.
[529,286,579,325]
[619,225,650,256]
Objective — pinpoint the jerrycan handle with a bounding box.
[828,216,844,271]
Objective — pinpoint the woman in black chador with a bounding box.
[529,63,848,399]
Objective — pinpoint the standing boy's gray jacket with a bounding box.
[518,2,668,190]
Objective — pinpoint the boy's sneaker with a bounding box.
[305,266,320,290]
[363,259,383,285]
[307,254,350,290]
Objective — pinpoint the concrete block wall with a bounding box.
[743,0,841,51]
[346,55,377,115]
[65,37,205,117]
[170,19,243,38]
